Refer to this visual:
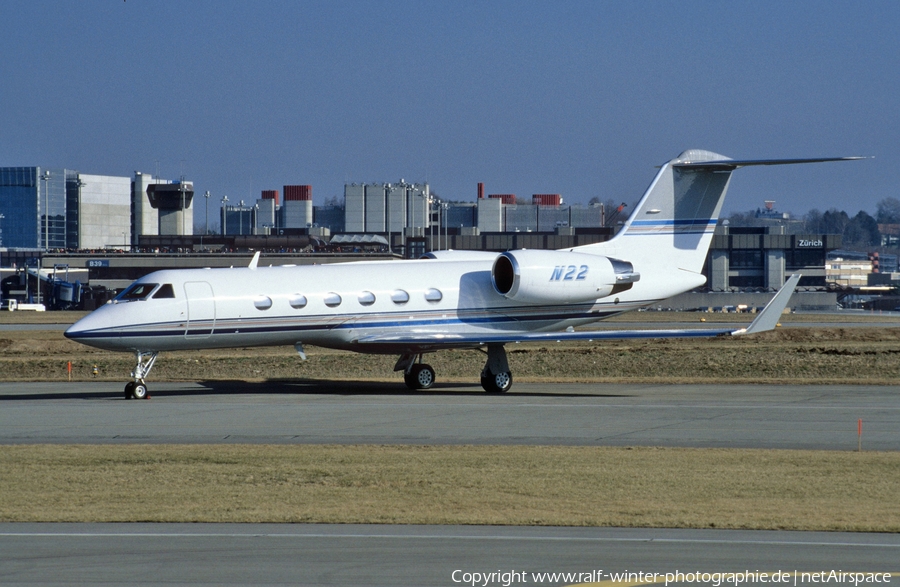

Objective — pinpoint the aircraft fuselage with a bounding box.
[65,256,655,355]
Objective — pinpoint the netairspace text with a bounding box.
[450,569,893,587]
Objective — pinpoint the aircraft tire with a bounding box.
[481,370,512,393]
[405,364,435,390]
[132,383,149,400]
[416,364,435,389]
[124,382,135,400]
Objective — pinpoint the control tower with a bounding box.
[146,181,194,235]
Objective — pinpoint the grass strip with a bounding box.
[1,444,897,531]
[6,327,900,384]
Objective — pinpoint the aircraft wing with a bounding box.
[355,274,801,350]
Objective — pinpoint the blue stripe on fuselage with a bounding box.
[63,302,654,342]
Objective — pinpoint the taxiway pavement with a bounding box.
[1,524,897,586]
[3,380,897,585]
[0,380,897,450]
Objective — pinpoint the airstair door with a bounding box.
[184,281,216,338]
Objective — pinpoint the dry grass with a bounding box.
[3,316,899,531]
[5,325,900,385]
[0,310,89,324]
[1,444,897,530]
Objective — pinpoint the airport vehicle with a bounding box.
[64,150,859,398]
[4,300,46,311]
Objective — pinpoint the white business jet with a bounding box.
[65,150,860,399]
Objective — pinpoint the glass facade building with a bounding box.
[1,167,133,251]
[0,167,73,249]
[221,205,257,236]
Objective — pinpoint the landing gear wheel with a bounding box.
[404,364,436,390]
[131,383,149,400]
[481,370,512,394]
[480,344,512,393]
[125,351,158,400]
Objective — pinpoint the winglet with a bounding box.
[732,274,801,336]
[248,251,261,270]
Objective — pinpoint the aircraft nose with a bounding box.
[63,307,131,352]
[64,323,83,339]
[64,317,90,340]
[64,310,106,341]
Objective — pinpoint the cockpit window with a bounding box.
[152,284,176,299]
[117,283,158,301]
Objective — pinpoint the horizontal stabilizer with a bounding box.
[675,156,867,170]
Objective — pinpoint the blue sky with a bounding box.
[1,1,897,218]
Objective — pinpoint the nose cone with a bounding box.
[64,306,122,350]
[65,310,102,341]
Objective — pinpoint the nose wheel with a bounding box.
[124,381,150,400]
[124,351,157,399]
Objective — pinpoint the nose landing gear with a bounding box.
[124,351,158,400]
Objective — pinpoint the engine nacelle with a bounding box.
[491,250,640,304]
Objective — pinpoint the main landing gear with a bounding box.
[124,350,158,400]
[479,344,513,393]
[396,344,513,393]
[396,354,436,390]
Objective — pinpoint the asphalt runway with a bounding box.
[3,378,898,585]
[1,380,897,450]
[1,524,897,587]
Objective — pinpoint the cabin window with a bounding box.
[424,288,443,302]
[253,295,273,310]
[117,283,158,301]
[152,284,176,299]
[391,289,409,304]
[289,294,308,309]
[324,292,342,307]
[358,291,376,306]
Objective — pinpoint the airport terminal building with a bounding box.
[0,167,192,251]
[706,226,841,290]
[0,167,851,311]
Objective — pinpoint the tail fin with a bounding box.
[573,150,863,295]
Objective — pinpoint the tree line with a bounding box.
[726,197,900,250]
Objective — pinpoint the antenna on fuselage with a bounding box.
[248,251,261,270]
